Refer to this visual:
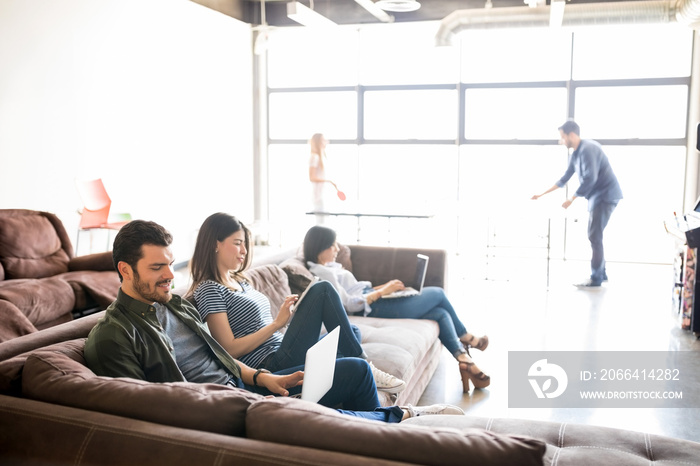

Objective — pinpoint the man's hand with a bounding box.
[561,199,574,209]
[531,194,541,200]
[258,371,304,397]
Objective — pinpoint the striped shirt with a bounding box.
[194,280,283,368]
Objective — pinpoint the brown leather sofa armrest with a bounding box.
[68,252,115,272]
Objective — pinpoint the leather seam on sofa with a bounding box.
[553,445,655,459]
[644,432,654,461]
[558,422,566,448]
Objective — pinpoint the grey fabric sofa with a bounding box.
[249,243,450,407]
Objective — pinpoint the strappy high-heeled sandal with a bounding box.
[459,361,491,392]
[463,334,489,357]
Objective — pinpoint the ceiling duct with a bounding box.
[436,0,700,46]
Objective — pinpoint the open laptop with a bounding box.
[381,254,429,299]
[297,326,340,403]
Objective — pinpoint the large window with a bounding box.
[574,85,688,140]
[364,89,458,140]
[268,91,357,139]
[264,22,693,265]
[464,87,567,140]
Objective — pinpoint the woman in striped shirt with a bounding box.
[187,212,405,394]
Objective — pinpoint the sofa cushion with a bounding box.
[21,340,263,437]
[246,264,291,317]
[350,316,439,386]
[0,214,70,279]
[279,244,352,296]
[68,251,115,272]
[0,300,37,345]
[246,397,545,466]
[0,277,75,327]
[336,244,353,272]
[61,270,121,310]
[279,257,314,295]
[0,339,86,396]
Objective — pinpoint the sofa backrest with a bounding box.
[348,245,446,289]
[20,338,263,437]
[246,397,546,466]
[0,209,74,281]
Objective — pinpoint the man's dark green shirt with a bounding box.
[84,289,241,383]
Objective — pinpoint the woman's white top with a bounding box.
[309,153,327,211]
[307,261,372,316]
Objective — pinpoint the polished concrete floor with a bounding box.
[417,255,700,443]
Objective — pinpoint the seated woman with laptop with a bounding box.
[302,225,491,392]
[187,212,406,395]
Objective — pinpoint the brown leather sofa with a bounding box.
[0,209,121,343]
[1,245,699,465]
[1,311,699,465]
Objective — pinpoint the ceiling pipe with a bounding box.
[435,0,700,46]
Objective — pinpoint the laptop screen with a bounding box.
[413,254,429,291]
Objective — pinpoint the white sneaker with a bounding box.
[368,361,406,394]
[402,404,465,418]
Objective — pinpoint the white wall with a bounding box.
[0,0,254,262]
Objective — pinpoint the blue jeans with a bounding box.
[588,201,618,285]
[263,281,364,372]
[368,287,467,357]
[246,357,402,423]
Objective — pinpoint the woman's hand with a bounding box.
[369,280,405,302]
[258,371,304,396]
[273,295,297,330]
[380,279,405,295]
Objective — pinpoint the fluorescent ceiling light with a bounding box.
[375,0,420,13]
[354,0,394,22]
[287,2,337,27]
[549,0,565,27]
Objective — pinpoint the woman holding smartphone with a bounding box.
[187,212,405,394]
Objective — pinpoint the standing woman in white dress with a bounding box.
[308,133,339,224]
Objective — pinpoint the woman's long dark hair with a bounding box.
[303,225,337,265]
[188,213,252,296]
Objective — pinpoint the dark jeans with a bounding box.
[263,281,364,372]
[246,357,403,423]
[588,201,618,285]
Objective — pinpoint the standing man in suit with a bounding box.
[532,120,623,289]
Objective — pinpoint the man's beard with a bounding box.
[133,270,172,304]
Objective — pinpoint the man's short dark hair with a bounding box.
[558,120,580,136]
[112,220,173,282]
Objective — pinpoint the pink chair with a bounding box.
[75,178,131,254]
